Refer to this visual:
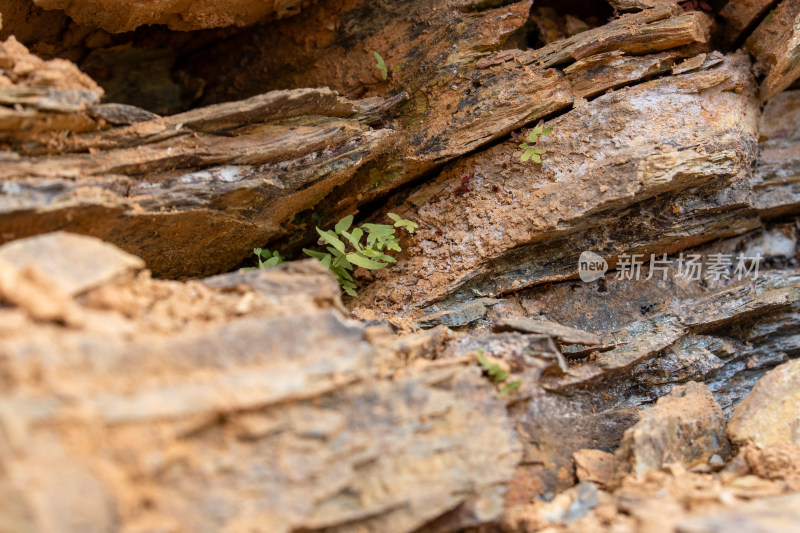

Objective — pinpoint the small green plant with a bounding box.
[304,212,417,296]
[519,122,552,163]
[241,248,284,271]
[242,213,418,297]
[374,51,388,80]
[373,52,403,81]
[476,349,522,398]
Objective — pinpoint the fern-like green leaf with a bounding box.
[343,285,358,297]
[320,254,332,269]
[262,256,281,268]
[335,215,353,234]
[316,228,345,253]
[303,248,328,260]
[373,51,388,80]
[387,213,418,233]
[362,223,395,237]
[346,253,388,270]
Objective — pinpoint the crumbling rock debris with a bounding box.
[736,444,800,490]
[677,492,800,533]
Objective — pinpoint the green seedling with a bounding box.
[243,212,418,297]
[374,51,388,80]
[476,349,523,399]
[519,122,553,164]
[241,248,284,271]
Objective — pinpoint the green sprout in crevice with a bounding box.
[476,349,522,398]
[374,51,388,80]
[519,122,552,164]
[373,51,404,81]
[242,248,284,270]
[242,212,418,297]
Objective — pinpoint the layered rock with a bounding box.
[0,35,393,278]
[744,0,800,102]
[32,0,308,32]
[0,232,521,533]
[355,52,759,315]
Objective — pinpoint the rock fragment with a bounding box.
[574,449,616,488]
[615,382,732,478]
[0,232,144,296]
[727,358,800,447]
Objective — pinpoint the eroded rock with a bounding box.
[32,0,307,32]
[0,87,392,277]
[615,382,732,478]
[0,231,144,295]
[727,358,800,447]
[355,53,758,316]
[745,0,800,101]
[0,235,521,533]
[677,492,800,533]
[574,449,616,488]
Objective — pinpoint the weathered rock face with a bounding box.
[0,3,724,279]
[745,0,800,102]
[1,1,800,532]
[0,233,522,533]
[0,32,393,277]
[614,382,732,478]
[354,52,759,315]
[754,89,800,215]
[32,0,307,32]
[727,358,800,447]
[677,492,800,533]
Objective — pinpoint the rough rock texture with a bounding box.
[271,4,716,245]
[745,0,800,101]
[614,382,732,477]
[753,89,800,215]
[1,2,800,531]
[33,0,307,32]
[0,84,392,277]
[719,0,777,44]
[0,233,521,533]
[0,34,104,139]
[502,461,800,533]
[677,492,800,533]
[574,449,616,488]
[0,35,100,92]
[0,4,724,278]
[354,53,758,316]
[727,358,800,447]
[738,444,800,490]
[0,231,143,295]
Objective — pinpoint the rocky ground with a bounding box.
[0,0,799,532]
